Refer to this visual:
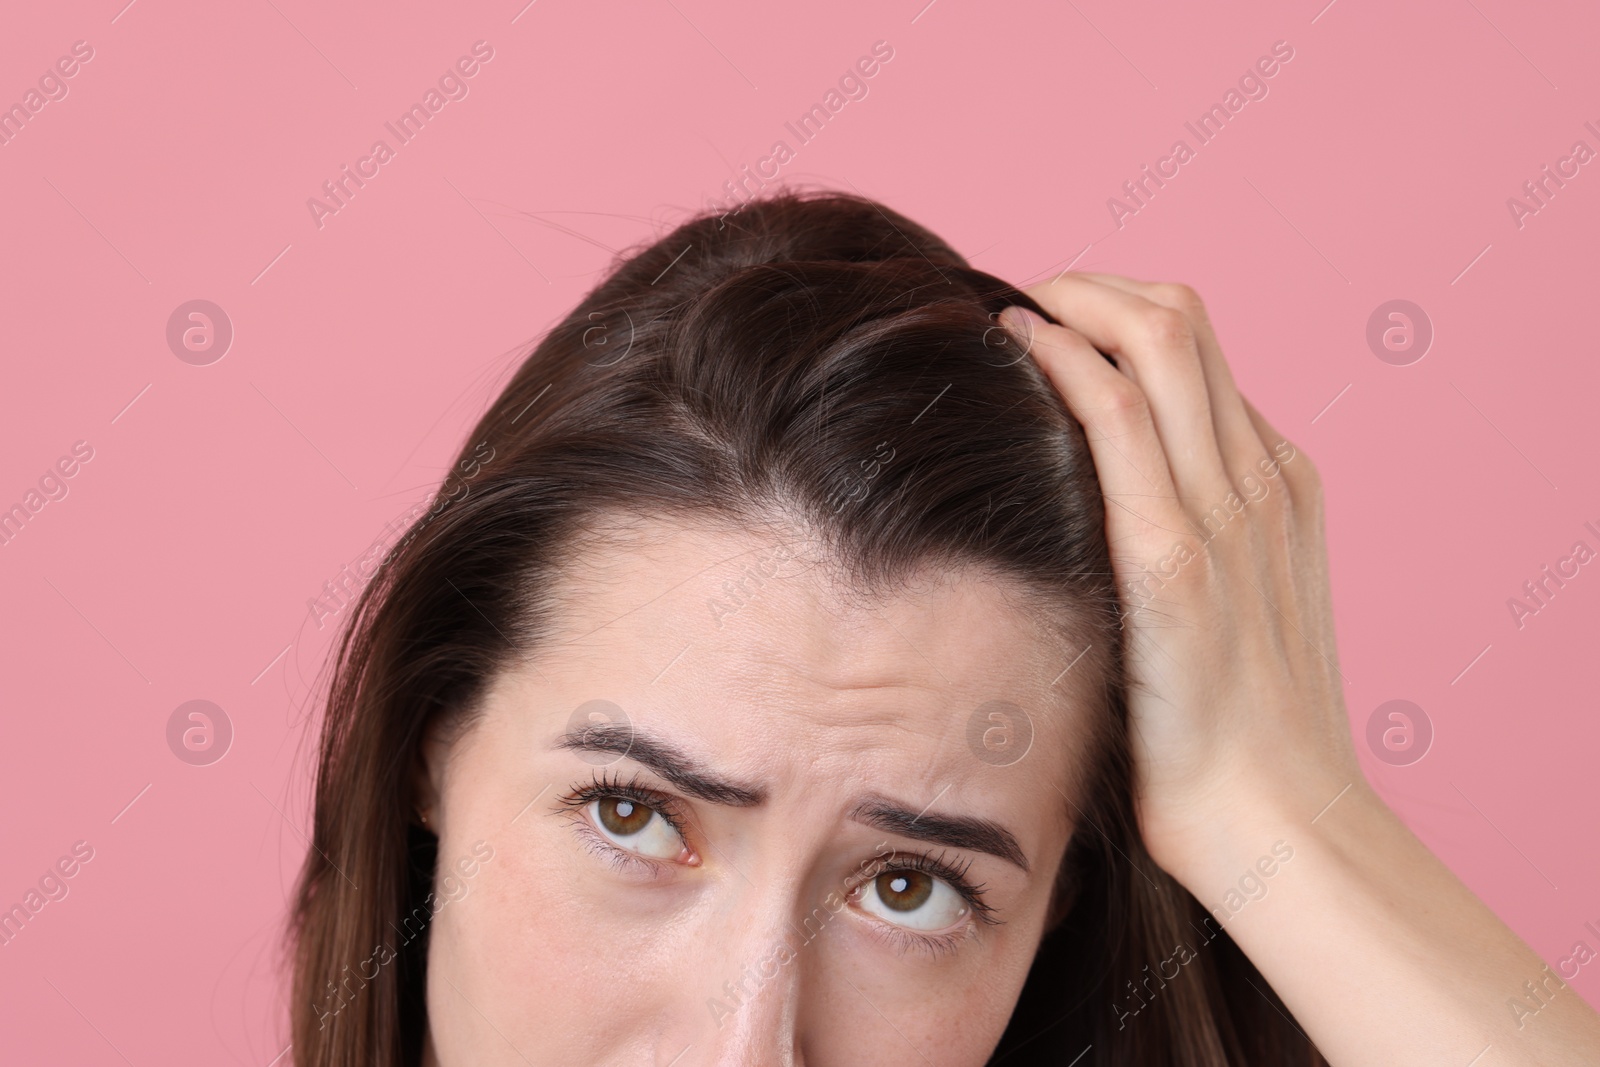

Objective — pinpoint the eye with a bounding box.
[856,869,969,932]
[586,797,688,861]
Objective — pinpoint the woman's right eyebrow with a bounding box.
[554,724,766,806]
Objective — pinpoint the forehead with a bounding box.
[494,515,1094,799]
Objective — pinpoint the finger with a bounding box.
[1240,393,1317,509]
[1020,275,1233,508]
[1000,308,1193,559]
[1238,393,1333,649]
[1065,273,1270,477]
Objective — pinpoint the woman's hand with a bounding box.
[1000,274,1600,1067]
[999,273,1360,883]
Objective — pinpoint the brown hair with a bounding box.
[288,188,1324,1066]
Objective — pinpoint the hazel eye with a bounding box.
[856,869,969,932]
[587,797,687,861]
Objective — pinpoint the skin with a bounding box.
[415,522,1092,1065]
[999,273,1600,1065]
[414,268,1600,1065]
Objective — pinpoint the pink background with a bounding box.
[2,0,1597,1061]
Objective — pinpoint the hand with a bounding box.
[1001,274,1600,1066]
[999,274,1363,887]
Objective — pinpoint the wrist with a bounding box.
[1147,764,1387,901]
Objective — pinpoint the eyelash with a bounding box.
[846,848,1002,958]
[555,770,693,877]
[554,773,1002,952]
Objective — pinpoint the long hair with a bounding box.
[287,188,1324,1066]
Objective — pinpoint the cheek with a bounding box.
[426,833,1036,1064]
[426,828,693,1062]
[804,904,1045,1064]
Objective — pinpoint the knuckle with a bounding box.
[1280,451,1324,519]
[1152,282,1206,319]
[1094,376,1151,420]
[1137,305,1196,352]
[1292,450,1322,492]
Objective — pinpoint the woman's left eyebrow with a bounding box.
[849,795,1030,873]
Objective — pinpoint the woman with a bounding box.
[288,190,1600,1065]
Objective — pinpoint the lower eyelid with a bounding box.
[570,816,977,954]
[567,810,672,878]
[854,908,977,957]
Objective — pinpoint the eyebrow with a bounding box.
[850,796,1030,873]
[555,726,1030,872]
[555,723,766,806]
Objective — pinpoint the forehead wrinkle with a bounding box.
[497,513,1096,795]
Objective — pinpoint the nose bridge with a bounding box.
[695,875,817,1066]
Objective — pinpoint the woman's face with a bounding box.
[416,518,1092,1065]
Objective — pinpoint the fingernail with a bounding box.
[1000,306,1045,331]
